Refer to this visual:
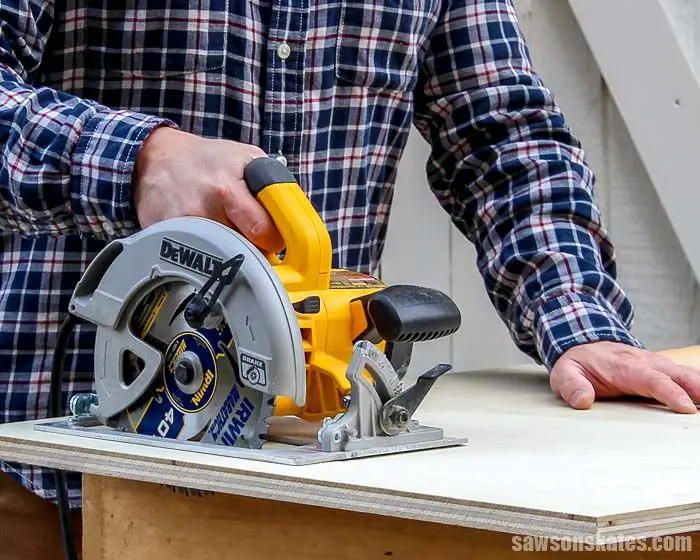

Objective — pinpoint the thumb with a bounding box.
[549,360,596,410]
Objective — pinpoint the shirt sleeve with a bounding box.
[0,0,175,239]
[412,0,643,369]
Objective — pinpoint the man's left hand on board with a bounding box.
[550,342,700,413]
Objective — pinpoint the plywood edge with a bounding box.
[5,434,700,542]
[0,436,600,540]
[600,503,700,526]
[597,508,700,540]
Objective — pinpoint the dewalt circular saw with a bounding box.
[46,157,465,462]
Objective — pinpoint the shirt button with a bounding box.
[277,42,291,60]
[276,154,288,166]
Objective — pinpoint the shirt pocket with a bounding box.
[84,0,229,77]
[335,0,432,92]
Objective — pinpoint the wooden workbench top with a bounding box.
[1,347,700,543]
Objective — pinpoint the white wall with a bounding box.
[381,0,700,377]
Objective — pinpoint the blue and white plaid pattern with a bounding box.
[0,0,641,506]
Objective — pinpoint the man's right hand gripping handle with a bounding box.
[132,127,283,253]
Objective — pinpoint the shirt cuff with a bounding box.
[70,108,176,238]
[532,290,644,370]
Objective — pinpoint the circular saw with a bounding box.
[46,157,466,463]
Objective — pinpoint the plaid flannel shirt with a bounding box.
[0,0,641,507]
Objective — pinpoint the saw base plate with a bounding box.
[34,418,467,466]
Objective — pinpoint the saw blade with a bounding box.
[117,281,272,449]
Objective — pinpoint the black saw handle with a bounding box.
[355,284,462,344]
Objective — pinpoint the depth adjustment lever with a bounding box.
[317,341,453,452]
[380,364,451,435]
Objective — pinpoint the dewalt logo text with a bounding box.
[160,237,223,277]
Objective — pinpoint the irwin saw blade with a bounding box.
[117,281,272,448]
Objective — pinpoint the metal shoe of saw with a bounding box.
[39,157,467,465]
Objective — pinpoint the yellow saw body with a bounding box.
[253,169,391,421]
[50,157,464,462]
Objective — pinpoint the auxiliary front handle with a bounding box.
[243,157,332,292]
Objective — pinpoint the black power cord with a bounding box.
[49,313,82,560]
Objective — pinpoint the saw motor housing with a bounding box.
[243,158,461,421]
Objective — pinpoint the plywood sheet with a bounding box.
[2,359,700,541]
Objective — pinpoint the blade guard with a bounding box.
[69,217,307,421]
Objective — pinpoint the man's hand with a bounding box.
[550,342,700,413]
[132,126,284,253]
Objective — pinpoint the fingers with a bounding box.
[223,186,285,253]
[632,369,697,414]
[549,363,596,410]
[549,343,700,414]
[665,367,700,405]
[221,150,285,253]
[650,355,700,408]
